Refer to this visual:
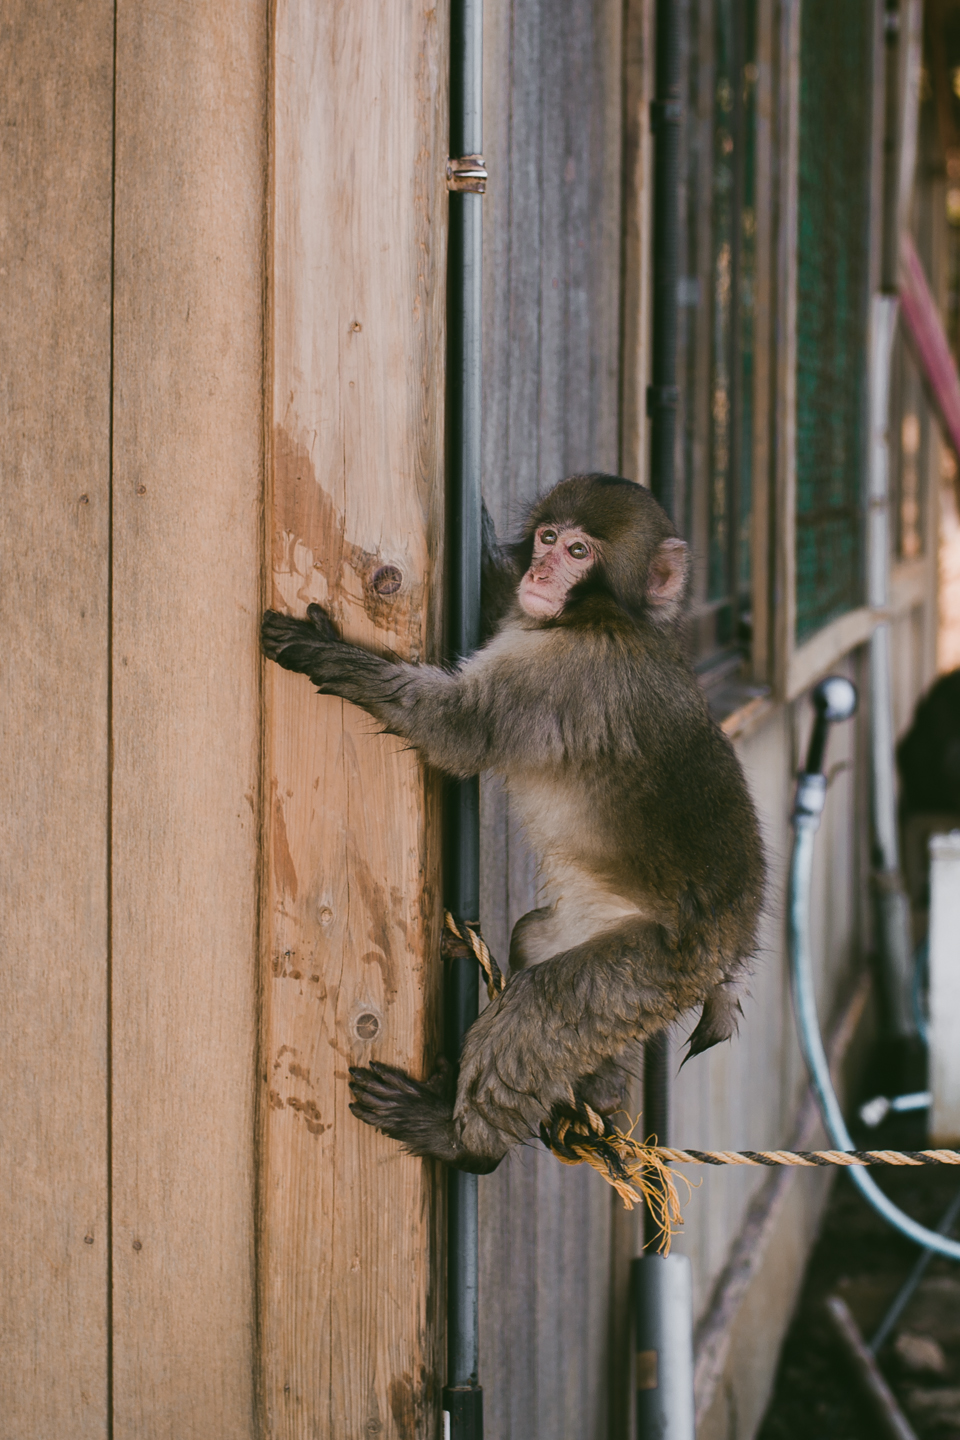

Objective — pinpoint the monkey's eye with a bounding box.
[567,541,590,560]
[539,528,558,545]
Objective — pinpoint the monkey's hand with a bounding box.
[260,604,340,673]
[261,603,403,713]
[348,1059,502,1174]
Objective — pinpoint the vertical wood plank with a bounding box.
[478,5,624,1437]
[620,0,655,484]
[0,5,114,1435]
[110,4,267,1435]
[265,5,447,1435]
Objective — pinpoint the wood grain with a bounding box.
[109,4,266,1435]
[0,4,114,1435]
[264,4,447,1435]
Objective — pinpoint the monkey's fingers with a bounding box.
[305,602,340,640]
[261,610,332,674]
[350,1060,454,1103]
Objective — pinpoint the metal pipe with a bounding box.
[868,294,915,1037]
[637,14,694,1420]
[632,1255,696,1440]
[866,0,924,1039]
[643,0,683,1243]
[642,1033,671,1250]
[443,2,484,1436]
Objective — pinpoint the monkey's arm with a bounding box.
[261,605,494,776]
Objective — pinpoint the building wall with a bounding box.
[476,3,944,1439]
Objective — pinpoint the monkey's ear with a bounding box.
[647,538,688,610]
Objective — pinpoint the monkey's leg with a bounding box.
[347,1059,506,1173]
[452,917,712,1156]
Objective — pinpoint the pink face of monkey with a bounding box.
[517,524,596,618]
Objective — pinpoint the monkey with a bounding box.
[897,668,960,817]
[261,474,765,1174]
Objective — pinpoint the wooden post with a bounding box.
[264,5,448,1436]
[0,4,114,1433]
[110,6,267,1435]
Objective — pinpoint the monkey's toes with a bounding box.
[539,1112,583,1161]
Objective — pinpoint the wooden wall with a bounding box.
[1,3,447,1437]
[1,4,114,1433]
[1,3,267,1436]
[3,5,943,1440]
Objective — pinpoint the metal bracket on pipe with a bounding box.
[447,156,488,193]
[650,99,682,131]
[646,384,679,414]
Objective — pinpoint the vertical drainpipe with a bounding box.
[633,2,696,1438]
[642,0,682,1190]
[444,1,484,1437]
[867,0,919,1049]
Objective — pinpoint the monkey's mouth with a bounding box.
[517,581,564,618]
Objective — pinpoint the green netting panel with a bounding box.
[795,0,873,644]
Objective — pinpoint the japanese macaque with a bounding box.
[897,668,960,816]
[261,474,764,1173]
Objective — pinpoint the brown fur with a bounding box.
[261,474,765,1171]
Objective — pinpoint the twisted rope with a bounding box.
[651,1147,960,1166]
[444,911,505,1001]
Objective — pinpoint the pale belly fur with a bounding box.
[506,774,648,966]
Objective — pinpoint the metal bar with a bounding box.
[443,2,484,1436]
[632,1255,696,1440]
[644,0,682,1247]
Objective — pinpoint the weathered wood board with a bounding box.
[109,4,267,1435]
[478,3,627,1437]
[264,4,448,1435]
[0,4,114,1435]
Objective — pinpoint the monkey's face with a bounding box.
[518,524,596,618]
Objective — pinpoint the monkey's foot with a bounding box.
[349,1060,502,1173]
[260,604,339,674]
[539,1097,616,1161]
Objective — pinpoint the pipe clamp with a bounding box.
[447,156,487,193]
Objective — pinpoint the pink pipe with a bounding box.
[898,232,960,460]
